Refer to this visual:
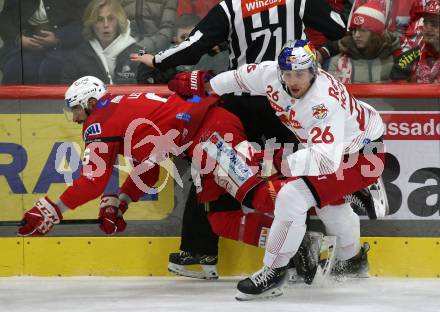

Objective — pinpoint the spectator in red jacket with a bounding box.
[391,0,440,82]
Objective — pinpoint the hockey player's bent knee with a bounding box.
[273,181,312,225]
[315,203,360,248]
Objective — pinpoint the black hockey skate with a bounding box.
[288,231,337,285]
[345,188,376,218]
[290,231,322,284]
[168,251,219,280]
[345,178,389,219]
[332,242,370,278]
[235,266,288,301]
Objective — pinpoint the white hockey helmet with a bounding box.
[64,76,107,110]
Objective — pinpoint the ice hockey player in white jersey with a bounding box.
[168,40,386,300]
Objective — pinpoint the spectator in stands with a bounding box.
[391,0,439,83]
[327,1,400,83]
[349,0,393,25]
[317,0,397,67]
[61,0,142,85]
[392,0,428,51]
[120,0,177,55]
[176,0,220,18]
[387,0,417,34]
[0,0,88,84]
[137,13,228,84]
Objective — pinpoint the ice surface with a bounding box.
[0,276,439,312]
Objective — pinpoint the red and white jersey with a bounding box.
[210,62,384,176]
[60,93,217,209]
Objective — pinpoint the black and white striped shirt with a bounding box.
[153,0,348,70]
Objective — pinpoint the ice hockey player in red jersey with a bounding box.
[16,76,295,248]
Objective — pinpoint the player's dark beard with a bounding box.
[74,108,91,124]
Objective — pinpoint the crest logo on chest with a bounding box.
[312,104,328,119]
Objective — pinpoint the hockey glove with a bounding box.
[18,197,63,237]
[98,195,127,234]
[168,70,213,97]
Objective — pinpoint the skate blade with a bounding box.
[312,236,337,286]
[354,271,370,278]
[338,270,370,279]
[287,268,300,284]
[369,177,389,218]
[235,287,283,301]
[168,263,219,280]
[333,271,370,282]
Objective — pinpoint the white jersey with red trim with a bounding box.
[210,62,384,176]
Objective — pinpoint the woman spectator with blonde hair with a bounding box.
[61,0,142,84]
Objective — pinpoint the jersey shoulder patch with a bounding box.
[83,123,102,141]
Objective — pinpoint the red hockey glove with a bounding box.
[18,197,63,237]
[98,195,127,234]
[168,70,213,97]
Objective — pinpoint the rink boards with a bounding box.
[0,89,439,278]
[1,236,440,277]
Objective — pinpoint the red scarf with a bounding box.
[334,54,353,84]
[415,43,440,83]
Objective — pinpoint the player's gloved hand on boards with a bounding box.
[98,195,127,234]
[168,70,213,97]
[18,197,63,236]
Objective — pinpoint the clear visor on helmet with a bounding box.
[279,67,315,83]
[63,103,86,123]
[279,67,315,81]
[63,106,74,122]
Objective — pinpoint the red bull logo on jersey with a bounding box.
[312,104,328,120]
[241,0,286,18]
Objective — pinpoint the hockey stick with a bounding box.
[0,219,100,227]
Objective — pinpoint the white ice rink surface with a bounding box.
[0,276,439,312]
